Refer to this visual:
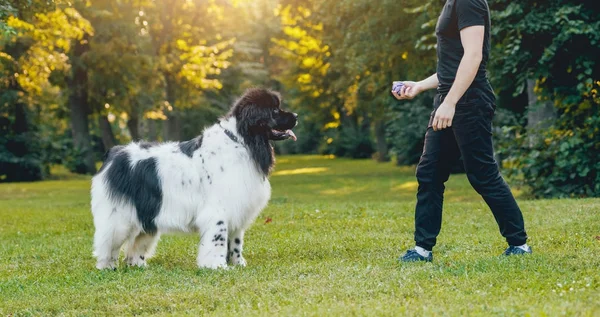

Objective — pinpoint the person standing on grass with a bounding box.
[391,0,531,262]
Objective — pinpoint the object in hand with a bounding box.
[392,82,404,93]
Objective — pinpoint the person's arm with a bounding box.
[444,27,483,105]
[431,25,484,131]
[391,73,438,100]
[415,73,439,92]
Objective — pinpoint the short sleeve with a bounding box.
[456,0,487,30]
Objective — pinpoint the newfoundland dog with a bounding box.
[91,88,297,270]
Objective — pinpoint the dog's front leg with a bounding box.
[197,220,228,269]
[228,230,247,267]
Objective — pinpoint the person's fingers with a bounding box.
[438,116,445,131]
[432,116,439,131]
[447,118,453,127]
[399,85,407,97]
[404,87,414,99]
[406,86,416,98]
[442,118,448,129]
[392,90,401,100]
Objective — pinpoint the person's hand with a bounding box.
[432,100,456,131]
[391,81,423,100]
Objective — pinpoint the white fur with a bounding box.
[91,117,271,270]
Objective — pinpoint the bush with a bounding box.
[387,92,433,165]
[499,114,600,198]
[0,129,45,183]
[274,119,323,155]
[0,98,45,182]
[322,125,374,159]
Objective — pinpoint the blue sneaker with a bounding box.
[503,245,532,256]
[399,249,433,262]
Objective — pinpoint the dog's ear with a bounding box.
[236,103,270,135]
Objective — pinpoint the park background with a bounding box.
[1,0,599,315]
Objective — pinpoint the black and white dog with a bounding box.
[91,88,297,270]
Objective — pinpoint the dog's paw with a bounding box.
[230,256,247,267]
[126,255,147,268]
[198,262,228,270]
[96,259,117,270]
[197,258,228,270]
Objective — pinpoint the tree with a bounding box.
[1,1,94,179]
[143,0,234,141]
[490,0,600,197]
[272,0,440,160]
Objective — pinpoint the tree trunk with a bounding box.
[12,98,28,135]
[127,117,140,141]
[374,119,390,162]
[526,78,556,146]
[89,86,115,151]
[67,36,96,175]
[163,74,181,141]
[98,115,116,150]
[146,119,159,141]
[127,97,141,141]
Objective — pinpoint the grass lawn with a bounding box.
[1,155,599,316]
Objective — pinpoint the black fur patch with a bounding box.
[217,221,224,225]
[234,238,241,244]
[179,136,203,158]
[104,151,162,233]
[98,145,125,173]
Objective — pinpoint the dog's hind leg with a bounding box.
[125,232,160,267]
[93,209,132,270]
[197,219,228,269]
[227,229,247,267]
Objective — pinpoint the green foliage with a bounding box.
[489,0,600,198]
[0,90,45,182]
[326,124,375,159]
[387,92,433,165]
[499,114,600,198]
[274,119,323,155]
[490,0,600,102]
[0,131,45,182]
[0,1,18,41]
[271,0,441,159]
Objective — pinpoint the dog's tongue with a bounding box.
[286,129,297,141]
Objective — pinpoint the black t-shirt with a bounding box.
[435,0,494,101]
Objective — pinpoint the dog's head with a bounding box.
[228,88,298,142]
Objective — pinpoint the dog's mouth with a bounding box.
[270,129,297,141]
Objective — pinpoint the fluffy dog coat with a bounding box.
[91,88,297,269]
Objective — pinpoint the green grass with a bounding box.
[1,155,599,316]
